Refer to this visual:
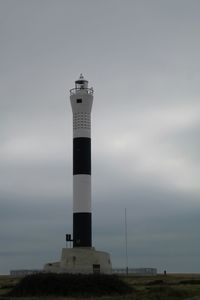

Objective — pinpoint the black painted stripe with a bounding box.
[73,138,91,175]
[73,212,92,247]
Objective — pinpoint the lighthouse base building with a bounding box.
[44,247,112,274]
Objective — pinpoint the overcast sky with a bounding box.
[1,0,200,275]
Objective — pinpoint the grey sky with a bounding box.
[0,0,200,274]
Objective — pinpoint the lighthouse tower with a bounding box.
[70,74,93,248]
[44,75,112,274]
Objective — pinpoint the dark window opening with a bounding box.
[93,264,100,274]
[77,98,82,103]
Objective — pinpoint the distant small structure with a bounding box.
[10,267,157,276]
[10,269,42,276]
[113,268,157,276]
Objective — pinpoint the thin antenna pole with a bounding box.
[125,208,128,275]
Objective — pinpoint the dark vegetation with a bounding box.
[1,274,200,299]
[146,279,165,285]
[7,273,133,297]
[146,285,189,299]
[179,280,200,285]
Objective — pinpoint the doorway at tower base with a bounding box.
[43,247,112,274]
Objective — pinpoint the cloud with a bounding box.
[94,102,200,194]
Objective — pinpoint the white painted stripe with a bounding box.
[73,128,91,138]
[73,175,91,213]
[73,113,91,138]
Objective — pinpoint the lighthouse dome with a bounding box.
[75,74,88,89]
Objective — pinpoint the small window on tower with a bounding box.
[77,98,82,103]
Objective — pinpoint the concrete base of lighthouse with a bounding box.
[44,247,112,274]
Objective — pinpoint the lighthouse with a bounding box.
[70,74,93,248]
[44,75,112,274]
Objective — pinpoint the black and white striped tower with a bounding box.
[70,74,93,248]
[44,75,112,273]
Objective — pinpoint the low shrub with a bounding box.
[0,284,15,289]
[148,286,189,298]
[146,279,165,286]
[179,280,200,285]
[7,273,133,297]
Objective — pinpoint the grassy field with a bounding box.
[1,273,200,300]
